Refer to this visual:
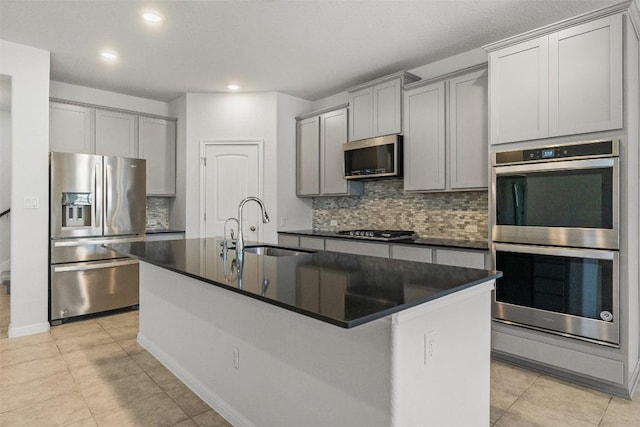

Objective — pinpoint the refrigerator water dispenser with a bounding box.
[61,192,92,227]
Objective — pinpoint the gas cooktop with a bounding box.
[337,229,417,241]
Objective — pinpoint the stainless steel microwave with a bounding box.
[343,135,402,179]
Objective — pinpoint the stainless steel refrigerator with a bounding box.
[49,152,146,323]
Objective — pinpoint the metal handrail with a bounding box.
[0,208,9,218]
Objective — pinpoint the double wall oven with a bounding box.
[491,139,619,346]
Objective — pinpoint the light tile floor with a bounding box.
[1,288,639,426]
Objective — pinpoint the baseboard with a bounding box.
[629,358,640,398]
[492,351,633,399]
[137,332,257,427]
[8,321,50,338]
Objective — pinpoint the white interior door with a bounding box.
[202,141,262,242]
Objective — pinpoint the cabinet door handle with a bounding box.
[250,226,256,232]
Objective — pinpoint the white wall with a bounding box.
[276,93,312,231]
[50,81,170,116]
[0,77,11,272]
[182,92,312,242]
[0,40,51,337]
[168,94,187,231]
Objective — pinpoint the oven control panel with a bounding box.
[494,139,617,165]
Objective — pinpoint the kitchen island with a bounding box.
[109,238,500,427]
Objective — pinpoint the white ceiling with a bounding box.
[0,0,622,102]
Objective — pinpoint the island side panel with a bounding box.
[137,261,393,427]
[390,282,495,427]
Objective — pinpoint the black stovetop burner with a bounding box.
[337,229,417,241]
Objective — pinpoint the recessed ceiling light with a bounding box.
[227,84,240,91]
[142,10,163,24]
[100,50,118,61]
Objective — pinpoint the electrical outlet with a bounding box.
[23,196,39,209]
[424,331,437,365]
[465,224,478,233]
[330,220,338,226]
[232,347,240,370]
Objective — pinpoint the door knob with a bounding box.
[250,226,256,231]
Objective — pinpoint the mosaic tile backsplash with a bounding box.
[312,178,488,241]
[146,197,172,230]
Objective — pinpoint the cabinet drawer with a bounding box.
[300,237,325,250]
[391,245,433,263]
[435,249,486,269]
[325,239,389,258]
[278,234,300,248]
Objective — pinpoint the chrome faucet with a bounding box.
[236,196,269,253]
[222,217,239,250]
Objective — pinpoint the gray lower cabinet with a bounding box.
[277,234,487,268]
[278,234,300,248]
[391,245,433,263]
[145,232,185,242]
[324,238,390,258]
[403,67,488,192]
[296,107,362,197]
[434,248,486,269]
[299,236,325,251]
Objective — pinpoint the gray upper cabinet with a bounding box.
[296,116,321,196]
[488,14,622,144]
[50,101,178,196]
[138,117,176,196]
[449,69,489,189]
[549,15,623,136]
[320,109,350,195]
[403,81,446,192]
[297,107,363,197]
[403,67,488,192]
[95,109,137,157]
[348,71,420,142]
[348,87,374,142]
[49,102,95,154]
[488,37,549,145]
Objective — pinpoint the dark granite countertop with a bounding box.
[107,238,500,329]
[278,229,489,250]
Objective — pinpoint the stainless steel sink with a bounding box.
[243,245,315,257]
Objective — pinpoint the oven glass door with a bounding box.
[493,243,619,345]
[492,158,618,248]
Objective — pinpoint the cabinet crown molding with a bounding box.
[296,103,349,121]
[346,71,420,93]
[50,98,177,122]
[483,0,634,52]
[403,64,488,90]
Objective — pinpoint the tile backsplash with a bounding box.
[312,178,488,241]
[146,197,172,230]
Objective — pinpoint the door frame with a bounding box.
[199,138,265,239]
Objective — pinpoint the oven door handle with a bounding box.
[494,243,616,260]
[493,158,616,174]
[53,259,138,273]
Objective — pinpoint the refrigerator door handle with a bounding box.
[53,259,138,273]
[105,163,111,227]
[95,162,102,229]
